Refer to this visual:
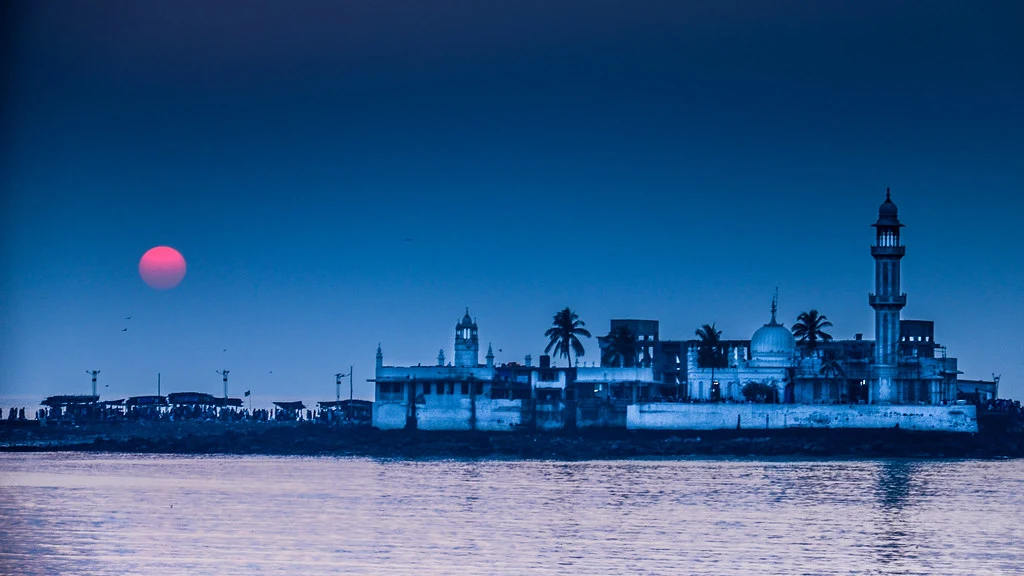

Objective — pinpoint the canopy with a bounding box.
[41,395,99,407]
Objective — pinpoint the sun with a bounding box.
[139,246,187,289]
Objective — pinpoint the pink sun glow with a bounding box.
[139,246,187,289]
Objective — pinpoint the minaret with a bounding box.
[869,188,906,403]
[454,309,479,367]
[486,343,494,369]
[376,344,383,372]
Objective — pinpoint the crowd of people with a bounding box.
[983,398,1024,421]
[14,403,366,427]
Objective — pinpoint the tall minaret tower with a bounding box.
[454,309,479,367]
[869,188,907,403]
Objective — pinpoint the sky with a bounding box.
[2,0,1023,408]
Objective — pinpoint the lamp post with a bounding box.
[86,370,101,397]
[335,366,354,402]
[217,370,230,399]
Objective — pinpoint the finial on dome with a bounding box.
[769,288,780,326]
[886,186,891,200]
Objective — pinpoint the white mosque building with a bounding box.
[372,192,986,433]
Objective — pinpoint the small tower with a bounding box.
[376,344,383,373]
[438,349,446,366]
[486,343,494,369]
[869,188,907,403]
[454,309,479,367]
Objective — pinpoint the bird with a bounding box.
[125,315,132,320]
[222,349,227,352]
[403,238,413,242]
[121,328,128,333]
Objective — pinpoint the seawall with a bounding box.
[628,403,977,433]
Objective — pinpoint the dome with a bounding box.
[874,188,902,227]
[458,308,475,327]
[751,323,795,357]
[749,296,796,368]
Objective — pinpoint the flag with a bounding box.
[244,390,251,397]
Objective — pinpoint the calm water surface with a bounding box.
[1,454,1022,575]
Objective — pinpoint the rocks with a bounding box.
[3,423,1024,459]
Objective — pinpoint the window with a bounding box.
[423,383,430,395]
[436,382,445,395]
[461,383,469,395]
[473,382,484,395]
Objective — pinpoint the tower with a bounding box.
[869,188,906,403]
[454,309,479,367]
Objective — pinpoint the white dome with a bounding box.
[751,324,796,357]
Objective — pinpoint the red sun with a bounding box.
[139,246,187,290]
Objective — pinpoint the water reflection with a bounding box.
[872,461,922,571]
[1,455,1021,576]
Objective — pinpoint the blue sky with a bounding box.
[2,0,1022,407]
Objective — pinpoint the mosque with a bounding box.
[656,190,984,406]
[372,192,992,432]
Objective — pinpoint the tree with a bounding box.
[695,323,728,400]
[601,326,637,368]
[820,358,847,403]
[741,381,779,403]
[544,308,592,367]
[792,309,834,352]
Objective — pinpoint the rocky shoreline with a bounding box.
[2,421,1022,459]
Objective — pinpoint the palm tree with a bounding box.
[544,308,592,367]
[820,358,846,403]
[602,326,637,368]
[792,309,834,352]
[695,323,728,400]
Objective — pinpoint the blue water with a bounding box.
[1,454,1022,575]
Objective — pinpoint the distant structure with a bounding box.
[454,309,479,368]
[85,370,101,397]
[621,190,968,406]
[370,193,993,433]
[870,188,907,403]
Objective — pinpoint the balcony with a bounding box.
[871,245,906,257]
[869,293,907,307]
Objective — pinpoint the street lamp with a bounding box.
[335,366,354,402]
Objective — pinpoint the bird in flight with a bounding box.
[125,315,132,320]
[121,328,128,333]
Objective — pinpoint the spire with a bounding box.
[886,186,891,201]
[768,288,780,326]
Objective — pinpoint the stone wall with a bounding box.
[534,400,565,431]
[416,398,473,431]
[475,399,524,432]
[627,403,978,433]
[373,402,408,430]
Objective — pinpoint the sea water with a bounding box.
[1,454,1022,575]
